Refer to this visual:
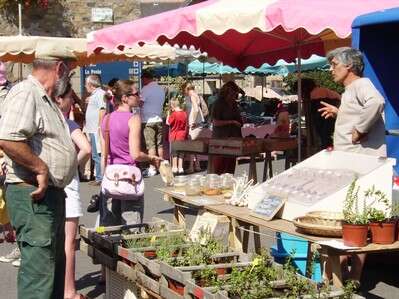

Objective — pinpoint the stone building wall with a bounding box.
[0,1,141,37]
[0,0,187,37]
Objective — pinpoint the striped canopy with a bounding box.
[87,0,399,70]
[0,36,176,66]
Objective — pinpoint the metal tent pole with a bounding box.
[203,62,206,91]
[296,47,303,162]
[261,75,265,99]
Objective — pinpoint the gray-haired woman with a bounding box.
[319,47,386,285]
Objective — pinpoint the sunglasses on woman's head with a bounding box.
[126,91,140,97]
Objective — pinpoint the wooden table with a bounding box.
[172,140,263,183]
[262,137,298,181]
[157,187,399,288]
[172,137,298,183]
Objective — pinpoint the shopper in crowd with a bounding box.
[0,62,19,266]
[183,82,209,173]
[301,78,341,150]
[104,77,119,113]
[319,47,386,284]
[140,69,165,177]
[0,56,77,299]
[0,62,11,105]
[211,81,243,174]
[100,80,162,225]
[55,80,91,299]
[85,74,106,185]
[167,96,188,175]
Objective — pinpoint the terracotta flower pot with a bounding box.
[167,278,185,295]
[370,222,396,244]
[342,223,368,247]
[215,267,227,275]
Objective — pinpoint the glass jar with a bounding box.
[173,175,188,192]
[185,177,201,196]
[204,174,222,196]
[220,173,234,190]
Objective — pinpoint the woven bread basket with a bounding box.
[293,215,343,237]
[303,211,343,227]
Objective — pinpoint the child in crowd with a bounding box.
[167,97,188,174]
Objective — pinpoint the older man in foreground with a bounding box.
[319,47,386,285]
[0,54,77,299]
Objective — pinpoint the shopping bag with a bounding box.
[0,187,9,225]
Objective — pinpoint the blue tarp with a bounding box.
[352,7,399,170]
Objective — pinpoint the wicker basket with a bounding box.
[307,211,344,220]
[293,216,343,237]
[304,211,343,227]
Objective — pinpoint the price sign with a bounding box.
[250,195,286,221]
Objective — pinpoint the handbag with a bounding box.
[0,186,9,225]
[101,113,145,200]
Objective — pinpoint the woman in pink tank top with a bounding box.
[99,80,161,226]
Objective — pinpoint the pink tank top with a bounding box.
[101,111,136,165]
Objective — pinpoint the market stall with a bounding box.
[156,149,397,288]
[82,1,399,297]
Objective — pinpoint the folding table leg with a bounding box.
[252,225,261,254]
[249,155,257,184]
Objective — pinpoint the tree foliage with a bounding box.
[0,0,49,9]
[284,70,344,95]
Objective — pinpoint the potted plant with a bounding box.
[342,180,370,247]
[367,188,395,244]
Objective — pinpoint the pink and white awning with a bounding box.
[87,0,399,70]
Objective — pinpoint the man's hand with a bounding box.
[30,168,49,202]
[231,120,242,127]
[352,128,367,144]
[318,101,339,119]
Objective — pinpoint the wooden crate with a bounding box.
[208,138,264,156]
[184,279,221,299]
[135,252,162,277]
[263,137,298,152]
[158,252,246,299]
[116,261,137,282]
[137,270,161,295]
[105,267,140,299]
[172,138,210,154]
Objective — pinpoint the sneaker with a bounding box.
[11,258,20,267]
[143,167,157,177]
[0,247,20,263]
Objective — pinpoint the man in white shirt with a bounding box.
[85,74,106,184]
[140,69,165,176]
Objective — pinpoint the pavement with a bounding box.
[0,160,398,298]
